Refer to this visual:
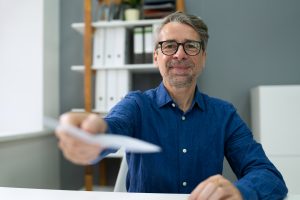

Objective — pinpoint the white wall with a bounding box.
[0,134,59,189]
[0,0,60,189]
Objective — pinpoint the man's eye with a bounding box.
[186,43,199,49]
[164,43,176,49]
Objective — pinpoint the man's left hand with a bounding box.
[189,174,243,200]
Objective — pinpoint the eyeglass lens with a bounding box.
[160,41,202,56]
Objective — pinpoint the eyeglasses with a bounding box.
[157,40,204,56]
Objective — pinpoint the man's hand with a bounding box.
[55,112,107,165]
[189,174,243,200]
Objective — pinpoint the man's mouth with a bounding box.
[169,66,190,75]
[167,60,193,69]
[167,60,193,75]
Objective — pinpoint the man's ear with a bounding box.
[202,51,207,69]
[153,49,159,68]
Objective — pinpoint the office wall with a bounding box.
[0,0,60,190]
[0,135,59,189]
[186,0,300,181]
[187,0,300,123]
[60,0,300,189]
[59,0,86,190]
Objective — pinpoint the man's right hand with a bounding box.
[55,112,108,165]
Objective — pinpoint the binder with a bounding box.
[144,26,153,63]
[95,70,107,113]
[114,26,131,103]
[104,27,115,67]
[93,28,106,68]
[104,25,131,111]
[133,27,144,64]
[117,70,130,102]
[114,26,126,66]
[106,69,119,111]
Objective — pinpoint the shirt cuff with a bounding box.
[90,148,117,165]
[234,182,258,200]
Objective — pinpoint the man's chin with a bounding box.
[169,79,193,88]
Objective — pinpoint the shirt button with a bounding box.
[181,116,186,120]
[182,181,187,187]
[182,148,187,153]
[172,103,176,107]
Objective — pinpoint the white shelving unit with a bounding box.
[72,18,163,190]
[72,19,163,34]
[71,63,156,72]
[71,19,162,114]
[251,85,300,194]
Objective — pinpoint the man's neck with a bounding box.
[165,82,196,113]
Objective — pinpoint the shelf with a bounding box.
[70,108,108,115]
[71,64,157,72]
[72,19,163,34]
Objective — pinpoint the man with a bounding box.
[56,12,288,199]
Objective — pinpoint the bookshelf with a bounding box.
[72,19,162,113]
[77,0,185,192]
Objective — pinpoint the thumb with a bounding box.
[81,113,107,134]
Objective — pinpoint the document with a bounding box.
[44,117,161,153]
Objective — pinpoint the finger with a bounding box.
[207,187,227,200]
[59,136,102,163]
[60,112,90,127]
[81,113,107,134]
[199,182,218,200]
[62,148,89,165]
[189,175,219,200]
[208,178,241,200]
[60,140,96,165]
[190,179,208,198]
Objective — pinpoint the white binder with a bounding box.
[133,27,144,64]
[104,27,115,67]
[114,26,130,103]
[117,70,130,102]
[95,70,107,113]
[106,69,119,111]
[93,28,106,68]
[114,26,126,66]
[144,26,153,63]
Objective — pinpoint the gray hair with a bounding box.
[154,11,209,51]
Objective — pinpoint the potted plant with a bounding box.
[122,0,141,21]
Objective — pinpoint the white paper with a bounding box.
[44,116,161,153]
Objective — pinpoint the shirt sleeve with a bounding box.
[104,91,142,138]
[91,92,142,162]
[224,105,288,200]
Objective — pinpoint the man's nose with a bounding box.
[173,44,188,60]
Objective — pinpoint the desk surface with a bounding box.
[0,187,299,200]
[0,187,188,200]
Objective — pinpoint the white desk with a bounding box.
[0,187,188,200]
[0,187,299,200]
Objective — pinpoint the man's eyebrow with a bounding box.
[185,39,201,42]
[162,39,176,42]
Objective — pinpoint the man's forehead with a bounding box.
[159,22,200,40]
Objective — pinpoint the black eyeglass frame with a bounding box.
[156,40,205,56]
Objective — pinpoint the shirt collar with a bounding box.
[193,86,206,111]
[156,82,173,107]
[155,82,206,111]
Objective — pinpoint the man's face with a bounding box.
[154,22,206,89]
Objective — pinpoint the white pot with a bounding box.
[125,8,140,21]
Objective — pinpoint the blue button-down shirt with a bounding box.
[104,82,287,199]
